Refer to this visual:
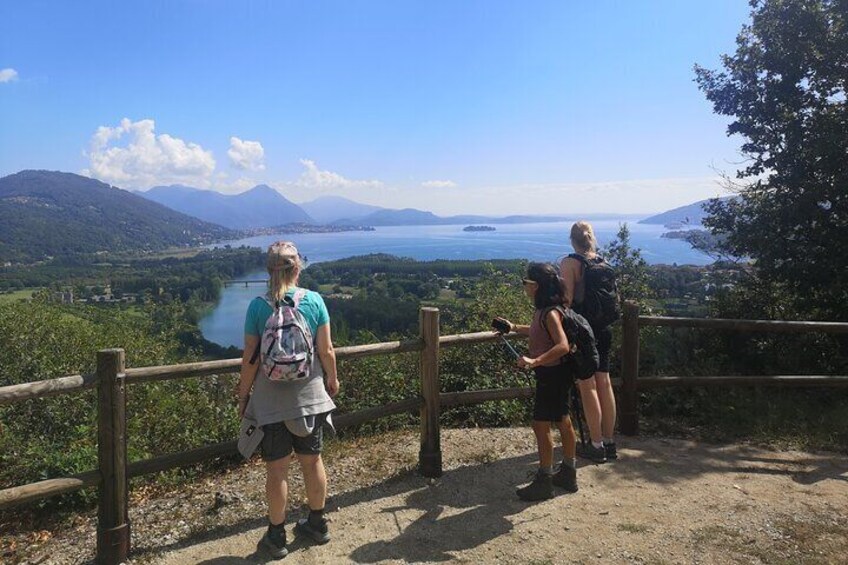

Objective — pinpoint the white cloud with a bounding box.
[294,159,384,191]
[422,180,457,189]
[82,118,216,188]
[213,174,257,194]
[227,137,265,171]
[0,68,18,83]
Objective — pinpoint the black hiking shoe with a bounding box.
[604,441,618,460]
[551,464,578,493]
[516,470,554,501]
[260,524,288,559]
[295,516,331,544]
[577,442,607,464]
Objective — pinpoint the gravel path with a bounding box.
[8,428,848,564]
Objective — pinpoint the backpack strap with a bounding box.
[290,288,308,308]
[540,306,577,360]
[568,253,591,268]
[540,305,566,342]
[249,296,270,365]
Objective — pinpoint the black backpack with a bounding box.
[569,253,621,329]
[542,306,599,380]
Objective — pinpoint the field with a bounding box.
[0,288,38,304]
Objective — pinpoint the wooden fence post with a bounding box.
[620,301,640,436]
[418,307,442,477]
[96,349,129,565]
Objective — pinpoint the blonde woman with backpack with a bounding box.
[560,221,619,463]
[236,241,339,558]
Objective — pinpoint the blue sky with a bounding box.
[0,1,751,215]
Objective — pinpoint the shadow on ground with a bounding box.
[594,438,848,488]
[140,436,848,564]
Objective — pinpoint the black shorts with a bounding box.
[532,365,573,422]
[261,413,327,462]
[594,325,612,374]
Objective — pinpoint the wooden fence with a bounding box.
[2,303,848,563]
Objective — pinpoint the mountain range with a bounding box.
[142,184,314,229]
[332,208,579,226]
[299,195,384,224]
[0,171,233,263]
[0,169,728,263]
[138,185,582,227]
[639,197,734,226]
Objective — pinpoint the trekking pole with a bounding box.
[497,333,522,360]
[571,385,587,449]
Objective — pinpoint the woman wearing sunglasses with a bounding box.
[495,263,579,501]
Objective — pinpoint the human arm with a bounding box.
[315,323,339,397]
[237,334,260,417]
[517,309,570,369]
[559,257,579,308]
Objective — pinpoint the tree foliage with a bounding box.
[0,171,233,263]
[695,0,848,319]
[604,223,652,310]
[0,298,237,496]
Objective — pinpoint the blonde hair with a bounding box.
[266,241,302,302]
[570,221,597,254]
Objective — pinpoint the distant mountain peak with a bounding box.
[244,183,278,194]
[139,183,314,228]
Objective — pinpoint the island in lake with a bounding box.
[463,225,496,232]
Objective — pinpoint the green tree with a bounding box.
[694,0,848,320]
[604,223,651,310]
[0,298,237,499]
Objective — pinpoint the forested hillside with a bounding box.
[0,171,233,263]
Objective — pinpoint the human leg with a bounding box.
[552,415,578,492]
[577,377,603,444]
[557,415,576,460]
[265,455,292,524]
[293,419,332,544]
[532,420,554,468]
[576,377,607,463]
[594,326,618,459]
[261,455,292,558]
[517,420,555,501]
[298,453,327,512]
[596,372,617,439]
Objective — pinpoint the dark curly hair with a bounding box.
[526,262,565,310]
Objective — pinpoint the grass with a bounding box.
[617,522,652,534]
[0,288,38,304]
[318,284,357,294]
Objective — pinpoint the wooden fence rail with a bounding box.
[2,303,847,564]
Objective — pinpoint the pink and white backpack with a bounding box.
[253,290,314,382]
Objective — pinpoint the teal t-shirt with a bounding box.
[244,288,330,339]
[243,287,335,427]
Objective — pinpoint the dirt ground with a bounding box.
[9,428,848,564]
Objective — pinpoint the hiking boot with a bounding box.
[295,516,331,544]
[576,442,607,464]
[551,464,578,493]
[604,441,618,460]
[516,470,554,501]
[259,524,288,559]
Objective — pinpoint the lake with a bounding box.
[200,220,709,347]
